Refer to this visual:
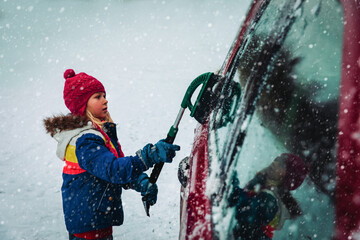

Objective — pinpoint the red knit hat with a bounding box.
[63,69,105,115]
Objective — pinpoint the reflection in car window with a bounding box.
[208,0,343,239]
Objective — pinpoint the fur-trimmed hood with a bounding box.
[44,114,99,160]
[44,114,90,137]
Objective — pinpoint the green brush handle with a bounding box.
[149,126,178,184]
[144,72,213,217]
[143,126,178,217]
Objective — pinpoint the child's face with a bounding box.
[87,92,108,120]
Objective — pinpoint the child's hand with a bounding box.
[139,177,158,206]
[152,140,181,163]
[138,140,180,168]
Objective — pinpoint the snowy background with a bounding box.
[0,0,250,239]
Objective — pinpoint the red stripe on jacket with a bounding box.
[63,161,86,175]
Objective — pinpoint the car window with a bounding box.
[208,0,343,238]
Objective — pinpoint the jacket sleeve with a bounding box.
[75,133,148,184]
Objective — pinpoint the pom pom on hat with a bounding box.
[63,69,105,115]
[64,69,75,79]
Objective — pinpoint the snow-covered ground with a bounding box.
[0,1,250,239]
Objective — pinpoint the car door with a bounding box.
[208,0,343,239]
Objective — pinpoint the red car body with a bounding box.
[179,0,360,239]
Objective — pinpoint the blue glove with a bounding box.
[138,175,158,206]
[138,140,180,169]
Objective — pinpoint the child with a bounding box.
[44,69,180,240]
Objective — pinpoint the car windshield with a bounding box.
[208,0,343,238]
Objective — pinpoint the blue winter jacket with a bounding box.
[54,122,149,234]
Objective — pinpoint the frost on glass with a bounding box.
[208,0,343,239]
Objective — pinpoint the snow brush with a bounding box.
[142,72,220,217]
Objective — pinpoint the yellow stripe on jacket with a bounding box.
[63,143,86,174]
[63,136,117,175]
